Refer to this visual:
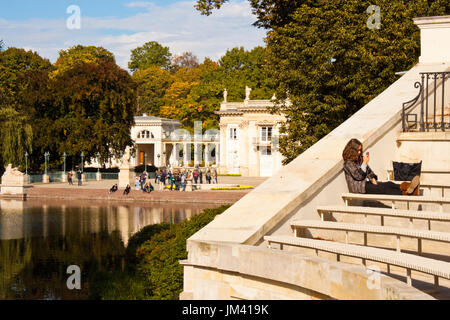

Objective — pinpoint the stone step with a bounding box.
[290,220,450,252]
[342,193,450,212]
[316,205,450,225]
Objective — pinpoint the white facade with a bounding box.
[216,90,287,177]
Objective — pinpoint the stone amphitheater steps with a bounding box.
[266,193,450,294]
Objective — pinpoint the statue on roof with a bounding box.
[223,88,228,102]
[245,86,252,100]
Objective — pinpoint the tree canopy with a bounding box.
[52,45,115,78]
[128,41,172,73]
[0,45,136,171]
[196,0,450,164]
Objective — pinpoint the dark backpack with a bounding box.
[393,161,422,181]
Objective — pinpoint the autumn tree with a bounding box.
[52,45,115,78]
[129,41,172,73]
[46,60,136,166]
[132,66,174,116]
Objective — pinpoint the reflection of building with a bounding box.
[215,88,287,177]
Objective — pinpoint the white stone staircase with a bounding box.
[265,181,450,297]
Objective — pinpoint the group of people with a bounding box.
[153,166,218,191]
[135,171,155,193]
[67,169,83,186]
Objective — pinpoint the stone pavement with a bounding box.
[25,176,268,204]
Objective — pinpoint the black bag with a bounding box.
[393,161,422,181]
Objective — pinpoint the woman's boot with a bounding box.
[400,176,420,196]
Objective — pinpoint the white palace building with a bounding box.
[105,87,287,177]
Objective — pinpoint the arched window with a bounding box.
[138,130,154,139]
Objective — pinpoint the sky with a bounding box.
[0,0,266,71]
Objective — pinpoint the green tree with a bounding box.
[0,107,32,169]
[196,0,450,164]
[52,45,115,78]
[132,66,174,116]
[0,48,53,109]
[218,46,273,101]
[0,48,53,170]
[128,41,172,73]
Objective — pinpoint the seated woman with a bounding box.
[123,184,131,195]
[342,139,420,195]
[109,184,118,194]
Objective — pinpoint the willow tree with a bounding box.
[0,107,32,169]
[196,0,450,164]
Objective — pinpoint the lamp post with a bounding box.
[80,152,84,173]
[157,153,160,167]
[44,152,50,175]
[25,152,28,176]
[144,153,147,172]
[63,152,67,174]
[96,152,101,173]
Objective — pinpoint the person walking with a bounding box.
[212,169,218,184]
[205,170,211,184]
[181,173,186,192]
[68,170,73,185]
[169,173,175,191]
[77,169,82,186]
[199,168,204,184]
[135,176,140,191]
[193,169,199,184]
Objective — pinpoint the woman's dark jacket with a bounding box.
[343,160,378,193]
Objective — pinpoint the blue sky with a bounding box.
[0,1,266,71]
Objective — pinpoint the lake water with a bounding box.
[0,199,222,300]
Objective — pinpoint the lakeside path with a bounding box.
[25,176,268,205]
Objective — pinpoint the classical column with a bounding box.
[194,143,200,166]
[219,124,227,174]
[183,143,189,167]
[154,141,162,167]
[215,143,219,165]
[204,143,210,167]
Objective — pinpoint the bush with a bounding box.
[135,205,230,299]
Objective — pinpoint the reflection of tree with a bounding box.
[0,239,32,299]
[0,231,126,300]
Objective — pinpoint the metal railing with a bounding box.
[402,72,450,132]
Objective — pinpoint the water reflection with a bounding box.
[0,199,221,300]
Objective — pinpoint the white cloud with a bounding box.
[0,1,266,71]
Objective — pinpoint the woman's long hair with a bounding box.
[342,139,362,162]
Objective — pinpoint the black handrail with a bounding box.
[402,81,422,131]
[402,72,450,132]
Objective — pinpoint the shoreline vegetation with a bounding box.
[89,205,231,300]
